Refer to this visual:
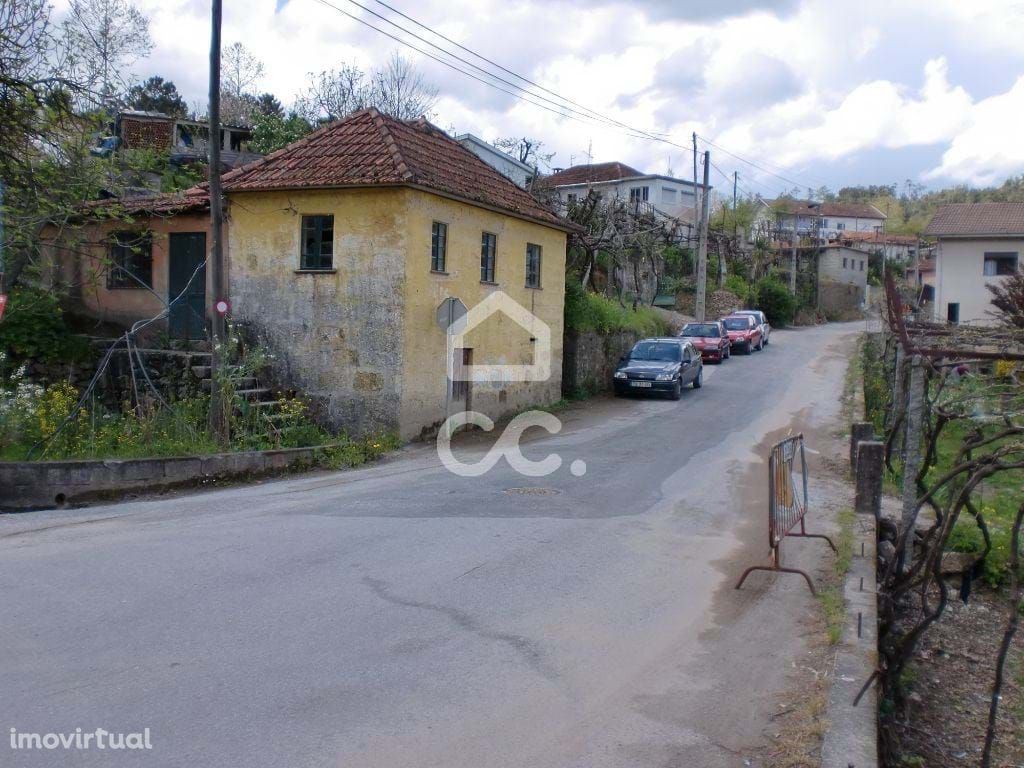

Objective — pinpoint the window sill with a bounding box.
[525,284,542,290]
[106,285,153,290]
[480,280,499,286]
[430,270,449,276]
[294,268,336,275]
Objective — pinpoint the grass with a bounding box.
[818,508,857,645]
[930,419,1024,586]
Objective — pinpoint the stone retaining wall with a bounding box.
[562,329,641,396]
[0,445,334,511]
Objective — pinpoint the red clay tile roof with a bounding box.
[79,186,210,217]
[924,202,1024,237]
[540,161,646,187]
[220,109,569,230]
[768,199,886,219]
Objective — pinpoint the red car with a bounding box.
[722,314,764,354]
[679,321,731,363]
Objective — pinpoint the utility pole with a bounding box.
[692,132,699,273]
[207,0,229,445]
[695,150,711,322]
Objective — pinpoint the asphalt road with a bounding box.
[1,322,861,768]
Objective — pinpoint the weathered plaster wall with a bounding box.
[227,188,406,436]
[47,212,214,332]
[934,237,1023,324]
[400,190,567,440]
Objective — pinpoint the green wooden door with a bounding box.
[168,232,207,339]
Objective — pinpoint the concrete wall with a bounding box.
[227,188,407,436]
[934,237,1023,324]
[0,446,331,511]
[47,212,215,332]
[401,190,567,440]
[562,329,641,395]
[819,247,870,287]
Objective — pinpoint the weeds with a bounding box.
[818,508,857,645]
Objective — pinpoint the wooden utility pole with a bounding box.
[207,0,229,445]
[695,150,711,322]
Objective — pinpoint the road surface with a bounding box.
[1,322,860,767]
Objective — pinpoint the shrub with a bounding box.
[0,286,89,365]
[724,274,751,303]
[564,282,668,336]
[754,277,797,326]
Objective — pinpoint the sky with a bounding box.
[53,0,1024,198]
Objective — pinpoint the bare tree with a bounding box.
[61,0,152,110]
[294,63,368,123]
[221,42,263,98]
[367,53,437,120]
[493,137,554,171]
[295,53,437,123]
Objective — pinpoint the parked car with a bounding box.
[679,321,730,363]
[733,310,771,346]
[613,337,703,400]
[722,314,763,354]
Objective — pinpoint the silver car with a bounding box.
[733,310,771,346]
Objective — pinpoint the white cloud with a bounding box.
[926,75,1024,184]
[50,0,1024,191]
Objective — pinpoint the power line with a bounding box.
[336,0,647,134]
[697,134,828,193]
[369,0,669,140]
[309,0,700,153]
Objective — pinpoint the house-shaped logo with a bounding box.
[444,291,551,383]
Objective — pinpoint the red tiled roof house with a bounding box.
[221,108,575,438]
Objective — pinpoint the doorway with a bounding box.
[946,302,960,325]
[168,232,207,339]
[449,347,472,417]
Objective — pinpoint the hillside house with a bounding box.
[925,202,1024,325]
[754,199,886,243]
[539,161,707,228]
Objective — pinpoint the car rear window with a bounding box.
[682,324,720,338]
[630,341,682,362]
[723,317,750,330]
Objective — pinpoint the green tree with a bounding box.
[249,110,313,154]
[124,75,187,116]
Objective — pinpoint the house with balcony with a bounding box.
[537,162,707,230]
[753,198,886,244]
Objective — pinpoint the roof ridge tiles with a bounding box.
[371,109,415,182]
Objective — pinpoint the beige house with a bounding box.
[925,203,1024,324]
[220,109,575,440]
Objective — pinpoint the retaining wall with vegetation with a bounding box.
[0,445,336,512]
[562,329,641,396]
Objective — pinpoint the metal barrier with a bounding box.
[735,433,836,595]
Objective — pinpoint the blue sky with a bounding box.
[55,0,1024,196]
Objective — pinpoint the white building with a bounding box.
[539,161,707,226]
[925,202,1024,325]
[753,199,886,242]
[455,134,536,189]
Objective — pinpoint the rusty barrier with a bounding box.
[735,433,836,595]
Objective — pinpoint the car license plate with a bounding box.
[630,381,652,388]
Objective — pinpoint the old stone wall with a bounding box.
[562,329,641,395]
[227,188,406,437]
[819,280,865,318]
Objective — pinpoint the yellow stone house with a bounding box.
[220,108,574,440]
